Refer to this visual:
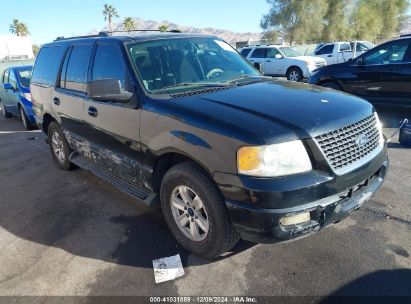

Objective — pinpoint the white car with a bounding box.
[240,45,327,82]
[314,41,375,65]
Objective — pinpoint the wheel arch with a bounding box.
[151,149,214,193]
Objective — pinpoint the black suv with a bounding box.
[31,32,388,258]
[309,36,411,108]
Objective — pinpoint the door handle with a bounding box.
[88,106,98,117]
[327,55,333,57]
[250,60,255,62]
[53,97,60,106]
[266,60,271,62]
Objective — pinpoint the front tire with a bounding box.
[160,162,240,259]
[287,67,303,82]
[19,106,33,130]
[48,121,74,171]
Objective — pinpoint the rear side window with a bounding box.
[32,46,64,86]
[250,48,267,58]
[240,49,252,57]
[9,71,17,89]
[60,44,93,93]
[316,44,334,55]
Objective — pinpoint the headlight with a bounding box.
[24,93,31,102]
[237,140,312,177]
[374,112,384,145]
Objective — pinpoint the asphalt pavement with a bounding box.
[0,108,410,299]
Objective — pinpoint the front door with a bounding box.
[349,39,411,100]
[265,48,285,76]
[2,69,20,115]
[82,42,143,184]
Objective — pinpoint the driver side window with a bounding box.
[363,40,410,65]
[267,48,280,58]
[3,69,9,83]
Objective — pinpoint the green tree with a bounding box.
[32,44,40,57]
[103,4,119,32]
[261,0,328,45]
[9,19,30,37]
[158,24,169,32]
[123,17,136,32]
[322,0,354,41]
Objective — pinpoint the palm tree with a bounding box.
[9,19,30,37]
[103,4,119,32]
[158,24,169,32]
[123,17,135,32]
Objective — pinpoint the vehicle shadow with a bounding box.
[321,269,411,302]
[108,210,256,268]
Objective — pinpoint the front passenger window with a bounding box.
[91,44,130,93]
[363,40,410,65]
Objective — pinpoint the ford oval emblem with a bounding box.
[355,134,369,147]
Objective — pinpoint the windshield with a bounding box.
[127,37,260,93]
[279,47,302,57]
[18,69,32,88]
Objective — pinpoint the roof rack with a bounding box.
[102,29,182,35]
[400,33,411,38]
[54,29,182,41]
[54,32,109,41]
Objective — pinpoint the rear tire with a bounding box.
[160,162,240,259]
[19,106,33,130]
[48,121,74,171]
[320,81,342,91]
[286,67,303,82]
[1,104,12,118]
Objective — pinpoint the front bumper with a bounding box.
[221,155,388,244]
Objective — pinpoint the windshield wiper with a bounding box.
[153,82,231,93]
[226,75,268,85]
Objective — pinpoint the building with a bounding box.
[0,35,34,61]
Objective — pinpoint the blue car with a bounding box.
[0,65,35,129]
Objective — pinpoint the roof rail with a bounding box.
[101,29,182,35]
[400,33,411,38]
[54,29,182,41]
[54,32,109,41]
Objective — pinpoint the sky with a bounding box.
[0,0,271,44]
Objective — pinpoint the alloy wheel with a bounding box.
[170,185,209,242]
[51,131,65,163]
[289,71,300,82]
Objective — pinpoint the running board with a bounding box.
[69,152,159,208]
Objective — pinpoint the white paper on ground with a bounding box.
[153,254,185,283]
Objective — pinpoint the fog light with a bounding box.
[280,212,310,226]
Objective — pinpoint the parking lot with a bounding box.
[0,109,410,298]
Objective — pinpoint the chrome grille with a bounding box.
[315,114,381,173]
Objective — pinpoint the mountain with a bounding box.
[91,18,262,45]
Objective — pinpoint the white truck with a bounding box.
[239,45,327,82]
[313,41,375,65]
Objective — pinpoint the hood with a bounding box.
[191,81,373,144]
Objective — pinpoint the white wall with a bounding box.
[0,35,34,61]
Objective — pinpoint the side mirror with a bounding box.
[3,83,13,90]
[275,54,283,59]
[87,79,132,103]
[356,58,365,66]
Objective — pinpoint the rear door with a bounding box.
[82,42,143,183]
[248,48,267,73]
[53,43,93,139]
